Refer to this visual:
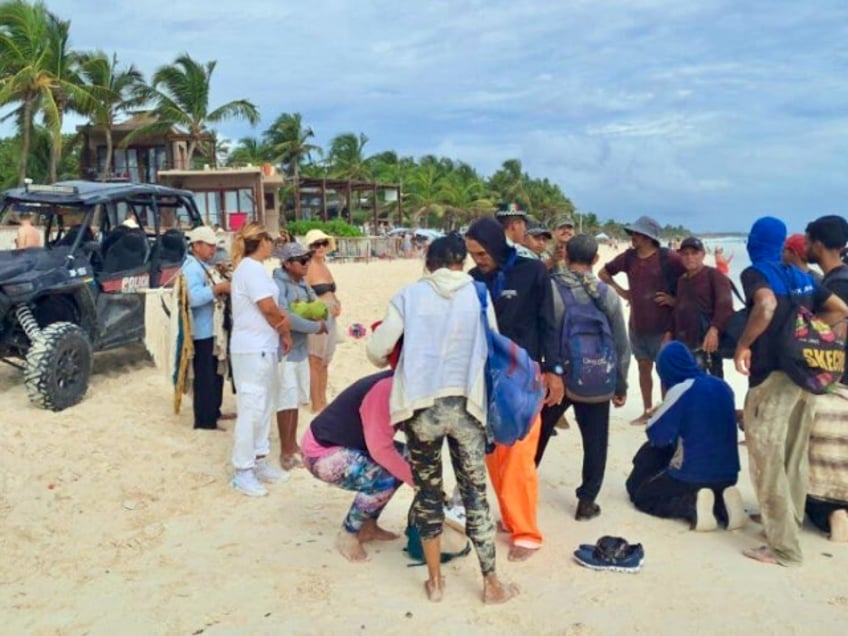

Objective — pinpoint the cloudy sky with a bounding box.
[26,0,848,231]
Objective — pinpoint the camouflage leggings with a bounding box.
[403,397,497,575]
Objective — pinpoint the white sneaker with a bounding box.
[693,489,718,532]
[231,468,268,496]
[255,459,291,484]
[444,502,467,534]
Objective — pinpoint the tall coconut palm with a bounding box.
[130,53,259,168]
[327,132,371,181]
[78,51,146,179]
[226,136,272,166]
[263,112,320,218]
[0,0,84,184]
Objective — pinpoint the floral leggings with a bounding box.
[306,446,403,534]
[404,397,497,576]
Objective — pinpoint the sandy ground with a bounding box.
[2,246,847,635]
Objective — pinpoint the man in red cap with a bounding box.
[783,233,822,284]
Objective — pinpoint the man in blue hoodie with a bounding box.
[626,341,744,531]
[735,217,848,565]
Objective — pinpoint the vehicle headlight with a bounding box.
[3,282,35,295]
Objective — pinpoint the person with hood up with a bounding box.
[734,216,848,565]
[367,234,518,605]
[462,216,564,562]
[535,234,631,521]
[626,341,745,531]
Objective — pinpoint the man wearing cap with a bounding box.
[523,223,551,260]
[463,216,565,561]
[496,203,536,260]
[273,242,328,471]
[804,215,848,542]
[549,218,576,272]
[183,226,232,430]
[667,236,734,378]
[783,233,822,284]
[599,215,685,424]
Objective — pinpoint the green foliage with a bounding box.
[284,219,364,238]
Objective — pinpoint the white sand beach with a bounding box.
[2,246,847,635]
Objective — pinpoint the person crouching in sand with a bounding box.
[301,371,409,561]
[626,341,746,531]
[367,234,518,604]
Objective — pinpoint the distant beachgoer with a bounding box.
[302,371,411,561]
[670,236,734,378]
[272,241,328,471]
[15,212,41,249]
[304,229,340,413]
[183,226,231,430]
[626,342,745,531]
[367,234,518,604]
[714,246,733,276]
[229,222,292,497]
[783,233,822,284]
[735,216,847,565]
[599,216,685,424]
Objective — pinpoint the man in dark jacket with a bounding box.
[463,216,564,561]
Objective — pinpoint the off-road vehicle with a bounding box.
[0,180,203,410]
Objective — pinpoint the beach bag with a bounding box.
[778,297,845,394]
[557,282,617,403]
[474,282,545,446]
[403,525,471,567]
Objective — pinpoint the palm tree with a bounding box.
[327,132,371,181]
[78,51,146,179]
[131,53,259,168]
[263,112,320,218]
[226,136,272,167]
[0,0,82,184]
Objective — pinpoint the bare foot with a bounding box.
[742,545,778,565]
[424,576,445,602]
[630,411,651,425]
[508,545,537,562]
[358,519,399,543]
[483,574,520,604]
[280,454,303,470]
[335,530,369,562]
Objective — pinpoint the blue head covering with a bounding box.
[657,341,704,388]
[746,216,813,296]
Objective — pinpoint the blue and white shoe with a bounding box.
[573,536,644,573]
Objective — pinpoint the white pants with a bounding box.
[231,351,279,470]
[276,358,311,411]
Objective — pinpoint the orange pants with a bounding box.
[485,415,542,549]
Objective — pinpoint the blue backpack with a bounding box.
[474,282,545,446]
[558,282,617,403]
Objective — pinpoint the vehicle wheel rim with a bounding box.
[56,346,81,389]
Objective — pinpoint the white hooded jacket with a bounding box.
[367,268,498,425]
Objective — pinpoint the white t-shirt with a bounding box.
[230,257,280,354]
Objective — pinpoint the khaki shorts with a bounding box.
[307,318,337,362]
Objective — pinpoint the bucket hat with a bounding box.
[304,229,336,253]
[624,216,662,244]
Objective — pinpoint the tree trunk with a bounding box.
[293,162,301,220]
[48,107,64,184]
[17,96,34,186]
[102,127,114,179]
[186,139,197,169]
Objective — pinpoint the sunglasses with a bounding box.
[288,256,311,265]
[310,239,330,249]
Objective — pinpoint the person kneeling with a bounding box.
[302,371,410,561]
[626,341,745,531]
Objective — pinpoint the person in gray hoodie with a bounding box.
[536,234,631,521]
[273,242,328,470]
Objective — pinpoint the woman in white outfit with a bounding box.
[229,222,292,497]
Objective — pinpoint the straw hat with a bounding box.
[304,229,336,253]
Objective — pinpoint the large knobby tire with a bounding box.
[25,322,93,411]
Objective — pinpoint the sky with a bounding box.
[11,0,848,231]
